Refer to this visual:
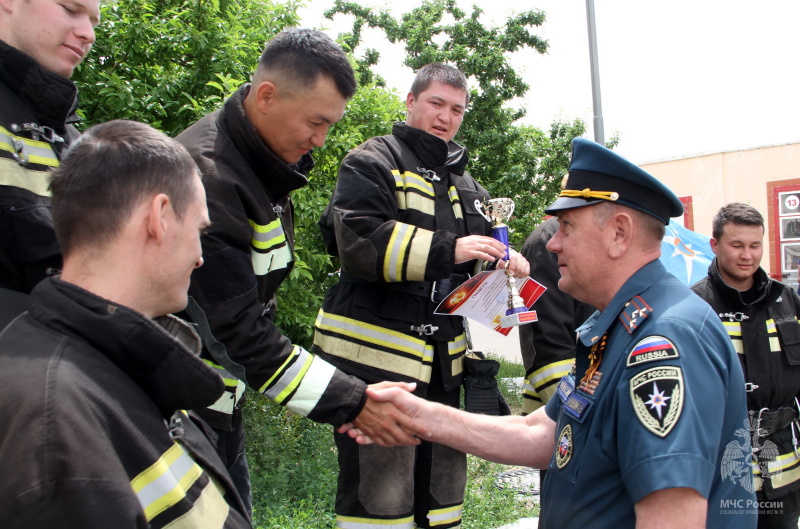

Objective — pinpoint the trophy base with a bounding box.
[500,310,538,327]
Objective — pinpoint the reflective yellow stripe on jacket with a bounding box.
[524,359,575,406]
[761,449,800,492]
[336,515,415,528]
[390,170,464,221]
[427,503,463,526]
[384,222,433,282]
[131,442,229,525]
[722,319,786,355]
[315,309,439,383]
[448,185,464,220]
[258,345,335,417]
[202,359,246,415]
[392,169,435,215]
[448,335,466,377]
[721,321,744,354]
[0,125,59,196]
[249,217,293,276]
[766,318,782,352]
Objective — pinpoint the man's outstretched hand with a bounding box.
[338,381,430,446]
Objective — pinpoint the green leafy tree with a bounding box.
[72,0,610,342]
[74,0,300,136]
[491,119,586,244]
[71,0,405,347]
[323,0,597,246]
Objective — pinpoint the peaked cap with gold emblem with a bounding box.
[545,138,683,224]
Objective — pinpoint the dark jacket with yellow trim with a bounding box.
[0,40,81,295]
[518,216,595,414]
[0,278,250,528]
[692,259,800,499]
[313,122,492,392]
[176,84,367,431]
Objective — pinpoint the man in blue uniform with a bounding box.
[348,137,757,528]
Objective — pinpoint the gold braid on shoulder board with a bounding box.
[559,188,619,201]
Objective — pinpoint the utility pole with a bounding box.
[585,0,604,145]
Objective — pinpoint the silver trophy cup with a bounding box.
[476,198,537,327]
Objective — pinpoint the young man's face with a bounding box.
[1,0,100,78]
[711,222,764,291]
[405,80,467,143]
[251,74,347,165]
[158,171,210,316]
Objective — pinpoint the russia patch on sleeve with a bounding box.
[629,365,684,437]
[626,335,679,367]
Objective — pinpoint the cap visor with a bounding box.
[544,196,604,215]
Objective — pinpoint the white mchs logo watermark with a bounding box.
[719,416,785,516]
[721,417,782,493]
[719,499,783,516]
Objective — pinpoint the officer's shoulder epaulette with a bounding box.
[617,295,652,335]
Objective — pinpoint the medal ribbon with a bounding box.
[580,331,608,388]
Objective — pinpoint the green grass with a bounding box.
[243,355,536,528]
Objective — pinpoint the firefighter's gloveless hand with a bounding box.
[345,381,428,446]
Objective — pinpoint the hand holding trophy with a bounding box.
[476,197,538,327]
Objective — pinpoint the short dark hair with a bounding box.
[49,120,199,256]
[712,202,764,239]
[410,63,470,106]
[258,28,356,99]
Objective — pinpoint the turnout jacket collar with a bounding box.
[392,121,469,175]
[220,84,312,199]
[28,278,225,417]
[705,257,776,309]
[0,39,80,131]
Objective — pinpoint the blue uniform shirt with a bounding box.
[542,259,756,528]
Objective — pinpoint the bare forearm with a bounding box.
[421,403,554,468]
[634,488,706,529]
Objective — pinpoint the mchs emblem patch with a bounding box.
[629,365,684,437]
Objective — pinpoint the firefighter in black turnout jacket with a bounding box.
[0,120,250,528]
[313,63,529,529]
[692,202,800,528]
[0,0,99,325]
[176,29,420,515]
